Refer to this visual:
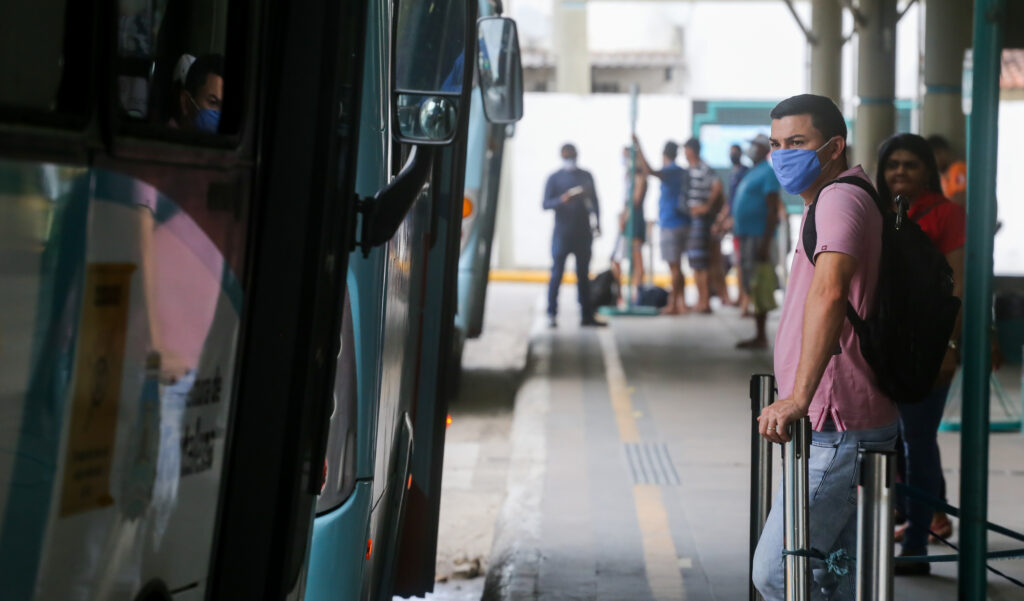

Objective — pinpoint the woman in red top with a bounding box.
[876,133,965,575]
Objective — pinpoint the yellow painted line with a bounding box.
[598,328,686,599]
[597,329,640,443]
[490,268,738,289]
[635,485,687,601]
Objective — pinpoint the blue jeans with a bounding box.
[753,422,898,601]
[898,386,949,552]
[548,237,592,319]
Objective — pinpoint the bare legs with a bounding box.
[693,269,711,313]
[737,311,768,349]
[662,261,689,314]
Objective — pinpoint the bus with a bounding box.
[0,0,513,599]
[304,1,523,601]
[453,1,523,367]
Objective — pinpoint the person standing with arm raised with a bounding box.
[634,137,691,315]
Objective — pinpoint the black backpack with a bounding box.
[590,270,619,308]
[802,176,961,404]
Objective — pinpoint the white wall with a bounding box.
[995,100,1024,276]
[503,92,691,271]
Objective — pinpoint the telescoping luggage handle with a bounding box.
[749,374,774,601]
[749,375,811,601]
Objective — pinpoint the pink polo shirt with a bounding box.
[773,166,898,432]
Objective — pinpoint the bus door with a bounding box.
[0,0,368,599]
[392,14,524,597]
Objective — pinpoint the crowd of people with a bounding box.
[541,126,787,346]
[543,93,980,597]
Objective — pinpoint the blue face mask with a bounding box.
[770,137,838,195]
[194,108,221,133]
[188,93,221,133]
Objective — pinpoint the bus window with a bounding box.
[0,1,89,119]
[394,0,467,95]
[114,0,241,137]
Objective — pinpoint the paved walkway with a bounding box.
[479,293,1024,601]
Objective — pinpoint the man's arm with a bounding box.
[542,175,568,210]
[758,251,858,442]
[632,135,663,180]
[691,177,723,216]
[587,172,600,223]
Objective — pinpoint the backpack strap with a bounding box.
[910,200,939,223]
[800,176,881,332]
[801,176,881,266]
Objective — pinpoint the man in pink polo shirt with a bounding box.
[751,95,899,601]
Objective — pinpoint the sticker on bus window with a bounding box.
[58,263,136,517]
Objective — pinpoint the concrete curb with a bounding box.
[480,301,551,601]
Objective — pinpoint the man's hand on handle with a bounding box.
[757,397,810,444]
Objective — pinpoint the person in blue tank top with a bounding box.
[731,134,781,348]
[634,137,690,314]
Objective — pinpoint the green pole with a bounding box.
[625,84,640,309]
[960,0,1002,597]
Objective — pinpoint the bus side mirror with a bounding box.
[392,0,471,144]
[476,17,524,124]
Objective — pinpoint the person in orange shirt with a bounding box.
[927,135,966,205]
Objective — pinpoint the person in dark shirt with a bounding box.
[543,143,605,328]
[713,144,750,310]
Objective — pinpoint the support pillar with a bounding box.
[920,0,972,155]
[853,0,897,176]
[554,0,590,94]
[960,0,1002,596]
[810,0,842,104]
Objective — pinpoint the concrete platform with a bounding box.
[476,291,1024,601]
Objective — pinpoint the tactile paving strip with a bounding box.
[624,442,680,486]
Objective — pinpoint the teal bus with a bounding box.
[0,0,519,599]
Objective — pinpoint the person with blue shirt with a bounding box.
[634,137,690,314]
[543,143,605,328]
[731,133,780,348]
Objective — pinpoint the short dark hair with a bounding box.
[926,134,951,152]
[875,133,944,203]
[662,141,678,160]
[683,137,701,155]
[561,143,577,157]
[769,94,847,142]
[185,54,224,98]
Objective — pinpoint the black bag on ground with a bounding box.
[636,285,669,308]
[591,270,619,308]
[802,176,961,404]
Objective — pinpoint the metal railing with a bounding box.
[856,449,896,601]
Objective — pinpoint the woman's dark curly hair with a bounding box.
[875,133,944,204]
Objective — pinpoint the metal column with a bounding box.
[856,450,895,601]
[811,0,843,104]
[749,374,775,601]
[920,0,972,152]
[554,0,590,93]
[853,0,897,175]
[783,418,811,601]
[960,0,1003,597]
